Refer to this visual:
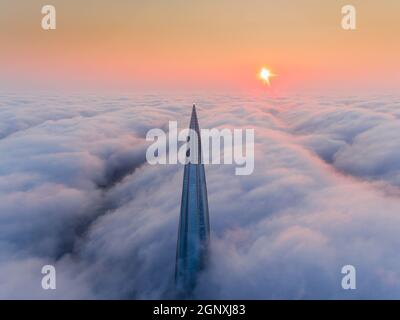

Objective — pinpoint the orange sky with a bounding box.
[1,0,399,93]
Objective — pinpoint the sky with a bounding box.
[1,1,400,299]
[1,0,399,93]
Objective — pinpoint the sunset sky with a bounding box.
[3,1,400,300]
[1,0,399,93]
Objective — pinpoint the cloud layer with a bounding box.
[1,93,400,299]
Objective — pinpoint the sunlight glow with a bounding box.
[259,67,275,86]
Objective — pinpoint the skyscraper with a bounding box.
[175,105,210,293]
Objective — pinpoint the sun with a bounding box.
[259,67,275,86]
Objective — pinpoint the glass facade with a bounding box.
[175,105,210,293]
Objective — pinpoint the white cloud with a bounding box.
[1,93,400,299]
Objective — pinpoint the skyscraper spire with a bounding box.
[175,105,210,294]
